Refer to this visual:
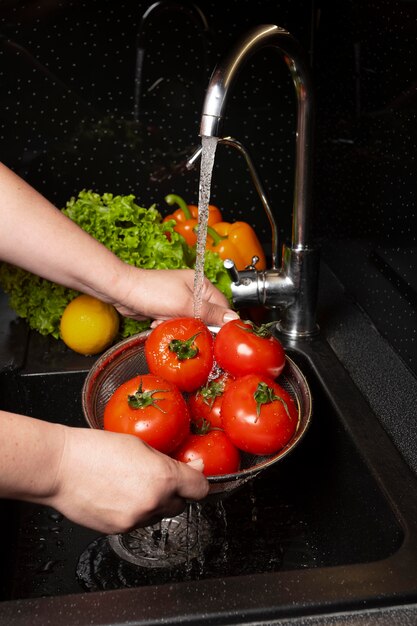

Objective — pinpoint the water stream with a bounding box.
[193,135,219,319]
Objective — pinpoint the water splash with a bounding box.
[193,135,218,319]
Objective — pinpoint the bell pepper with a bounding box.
[206,222,266,271]
[188,203,222,226]
[163,194,222,247]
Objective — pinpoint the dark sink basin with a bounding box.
[1,330,417,625]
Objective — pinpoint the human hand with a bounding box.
[0,164,237,330]
[48,426,209,534]
[111,266,239,328]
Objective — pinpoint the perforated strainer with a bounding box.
[82,327,312,497]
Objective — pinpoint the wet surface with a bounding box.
[1,355,403,600]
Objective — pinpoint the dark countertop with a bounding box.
[318,252,417,479]
[1,249,417,625]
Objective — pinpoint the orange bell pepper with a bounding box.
[188,203,222,226]
[206,222,266,271]
[163,194,222,247]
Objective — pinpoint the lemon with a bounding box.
[60,295,119,355]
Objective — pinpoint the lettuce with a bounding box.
[0,190,232,340]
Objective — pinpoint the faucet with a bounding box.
[199,24,320,338]
[187,136,280,268]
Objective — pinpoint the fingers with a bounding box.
[116,267,240,329]
[150,310,239,329]
[51,428,210,534]
[199,277,239,327]
[174,458,210,502]
[150,318,167,328]
[142,496,187,528]
[186,458,204,471]
[199,300,240,328]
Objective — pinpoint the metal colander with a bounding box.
[82,328,312,497]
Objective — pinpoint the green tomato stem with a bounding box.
[169,332,201,360]
[128,379,168,412]
[253,382,292,419]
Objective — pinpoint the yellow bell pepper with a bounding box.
[206,222,266,271]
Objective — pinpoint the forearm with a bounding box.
[0,411,209,533]
[0,162,129,301]
[0,410,65,502]
[0,162,238,328]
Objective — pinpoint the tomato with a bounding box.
[145,317,214,393]
[214,319,286,379]
[173,428,241,477]
[103,374,190,454]
[187,372,233,429]
[221,373,299,455]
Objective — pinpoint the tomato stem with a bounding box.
[237,319,277,339]
[253,382,292,418]
[198,378,226,409]
[128,379,168,412]
[191,417,212,435]
[169,332,201,361]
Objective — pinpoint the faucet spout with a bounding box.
[200,24,314,250]
[198,24,319,338]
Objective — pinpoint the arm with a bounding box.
[0,165,240,532]
[0,409,208,533]
[0,162,124,296]
[0,162,238,327]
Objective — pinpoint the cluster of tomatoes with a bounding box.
[103,317,299,477]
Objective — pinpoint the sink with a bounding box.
[1,329,417,625]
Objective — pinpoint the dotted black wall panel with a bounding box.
[0,0,313,250]
[314,0,417,248]
[1,0,417,373]
[312,0,417,376]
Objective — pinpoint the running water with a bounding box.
[193,135,219,319]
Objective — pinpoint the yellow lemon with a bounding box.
[60,295,119,355]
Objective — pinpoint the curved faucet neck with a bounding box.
[200,24,314,250]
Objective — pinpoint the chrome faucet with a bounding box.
[199,24,320,338]
[187,136,280,268]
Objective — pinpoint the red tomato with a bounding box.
[221,373,299,455]
[187,372,233,429]
[213,319,286,379]
[103,374,190,454]
[145,317,214,393]
[173,429,241,477]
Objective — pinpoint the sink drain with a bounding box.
[76,503,225,591]
[108,508,212,568]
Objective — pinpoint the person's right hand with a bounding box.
[47,426,209,534]
[107,267,239,329]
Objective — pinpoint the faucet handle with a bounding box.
[224,258,240,284]
[246,256,260,270]
[224,258,261,306]
[224,256,262,284]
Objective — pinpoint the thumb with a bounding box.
[200,301,240,328]
[175,459,210,501]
